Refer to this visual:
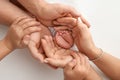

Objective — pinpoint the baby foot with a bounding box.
[55,29,74,49]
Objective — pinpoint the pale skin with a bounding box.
[41,35,102,80]
[0,0,90,62]
[0,0,102,79]
[17,0,90,27]
[0,17,41,61]
[55,17,120,79]
[1,0,120,79]
[64,52,102,80]
[16,0,90,50]
[0,0,53,62]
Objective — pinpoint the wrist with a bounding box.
[18,0,48,17]
[29,0,48,17]
[85,47,101,60]
[2,38,15,52]
[85,67,102,80]
[35,0,49,18]
[0,39,14,61]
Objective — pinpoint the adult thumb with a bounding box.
[44,58,65,68]
[64,59,76,71]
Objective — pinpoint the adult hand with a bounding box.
[64,52,90,80]
[72,18,99,59]
[37,2,80,27]
[5,17,41,50]
[51,17,98,59]
[41,35,73,68]
[17,0,90,27]
[27,23,51,62]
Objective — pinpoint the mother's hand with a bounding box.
[41,35,73,68]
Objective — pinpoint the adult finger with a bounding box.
[12,16,28,25]
[44,58,65,68]
[66,6,91,27]
[64,59,76,71]
[77,18,90,35]
[70,52,80,64]
[78,53,86,65]
[53,17,77,28]
[22,20,41,30]
[22,35,30,47]
[18,17,35,25]
[28,40,45,62]
[49,36,55,48]
[23,27,41,36]
[79,15,91,27]
[47,63,58,69]
[54,26,70,32]
[41,38,55,58]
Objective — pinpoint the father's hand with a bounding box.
[17,0,90,27]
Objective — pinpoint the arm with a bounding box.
[74,18,120,79]
[0,0,30,25]
[0,0,47,62]
[17,0,89,27]
[53,17,120,79]
[85,66,102,80]
[17,0,46,17]
[0,40,12,60]
[74,18,120,80]
[88,48,120,80]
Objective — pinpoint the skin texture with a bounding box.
[28,24,52,61]
[64,53,102,80]
[64,53,90,80]
[17,0,90,27]
[41,35,73,68]
[41,35,102,80]
[55,17,120,80]
[0,0,80,62]
[10,0,90,62]
[0,17,41,60]
[4,17,41,50]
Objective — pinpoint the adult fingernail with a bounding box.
[78,17,82,23]
[44,60,48,63]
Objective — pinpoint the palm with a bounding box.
[28,24,51,61]
[42,36,73,68]
[51,48,73,68]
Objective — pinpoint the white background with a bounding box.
[0,0,120,80]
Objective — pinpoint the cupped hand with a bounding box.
[51,17,96,56]
[64,52,90,80]
[4,17,41,50]
[27,23,52,62]
[36,2,90,27]
[72,18,97,55]
[41,35,73,68]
